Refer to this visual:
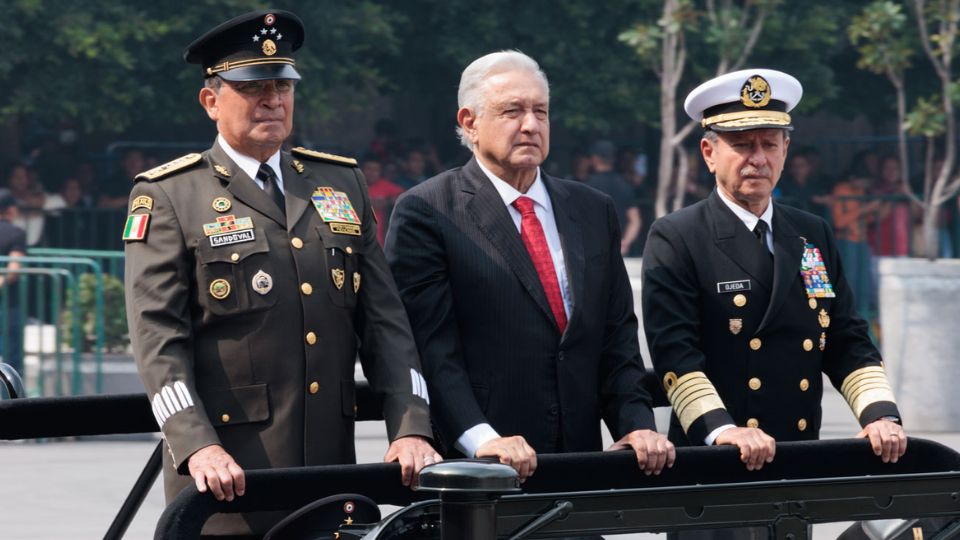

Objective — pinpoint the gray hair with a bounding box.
[204,76,223,93]
[702,129,791,143]
[456,50,550,150]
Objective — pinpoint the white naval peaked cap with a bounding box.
[684,68,803,132]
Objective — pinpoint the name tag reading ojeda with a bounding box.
[717,280,751,294]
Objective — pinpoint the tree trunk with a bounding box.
[921,203,940,259]
[655,0,680,219]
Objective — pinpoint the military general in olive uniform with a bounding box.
[641,69,907,472]
[123,10,438,537]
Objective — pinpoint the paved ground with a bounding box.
[3,380,958,539]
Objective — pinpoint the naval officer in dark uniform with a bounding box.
[641,69,907,475]
[123,10,438,537]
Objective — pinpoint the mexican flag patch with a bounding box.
[122,214,150,242]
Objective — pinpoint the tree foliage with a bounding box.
[1,0,403,132]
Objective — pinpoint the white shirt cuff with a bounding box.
[705,424,736,445]
[455,423,500,457]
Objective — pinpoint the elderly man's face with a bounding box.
[461,70,549,180]
[200,79,294,160]
[701,128,789,208]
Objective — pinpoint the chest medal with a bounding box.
[800,242,835,298]
[311,187,362,236]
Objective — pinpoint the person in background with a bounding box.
[0,190,26,374]
[99,148,146,208]
[831,164,884,320]
[567,148,592,183]
[586,140,642,255]
[777,150,831,216]
[869,155,912,257]
[394,147,430,190]
[363,154,405,245]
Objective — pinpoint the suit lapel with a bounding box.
[708,191,773,292]
[281,152,311,232]
[209,142,286,227]
[544,175,583,332]
[462,158,557,329]
[758,205,804,332]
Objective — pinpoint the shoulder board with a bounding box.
[291,147,358,167]
[134,153,203,182]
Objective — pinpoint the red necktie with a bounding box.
[512,196,567,334]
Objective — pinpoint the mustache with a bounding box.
[740,166,772,177]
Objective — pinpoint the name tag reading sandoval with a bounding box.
[716,280,751,294]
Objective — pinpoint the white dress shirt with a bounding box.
[454,159,572,458]
[704,189,774,445]
[217,134,284,192]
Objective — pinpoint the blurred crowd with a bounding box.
[3,123,959,270]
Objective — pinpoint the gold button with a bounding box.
[301,282,313,295]
[748,377,762,391]
[746,418,759,429]
[733,294,747,307]
[800,378,810,391]
[798,418,808,431]
[749,338,762,350]
[803,339,814,351]
[309,381,319,394]
[808,298,817,310]
[221,414,230,423]
[346,246,353,255]
[291,237,304,249]
[230,253,239,262]
[305,332,317,345]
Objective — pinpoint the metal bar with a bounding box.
[104,441,163,540]
[0,268,75,397]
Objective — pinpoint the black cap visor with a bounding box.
[217,63,301,82]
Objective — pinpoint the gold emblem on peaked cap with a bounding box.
[741,75,772,109]
[729,318,743,335]
[331,268,345,290]
[262,39,277,56]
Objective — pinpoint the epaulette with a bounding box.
[134,153,203,182]
[291,147,358,167]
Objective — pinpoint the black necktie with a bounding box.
[257,163,285,217]
[754,220,771,256]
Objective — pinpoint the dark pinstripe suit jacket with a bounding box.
[384,157,655,455]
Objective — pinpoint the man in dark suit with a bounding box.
[641,69,907,478]
[124,11,437,536]
[385,51,674,480]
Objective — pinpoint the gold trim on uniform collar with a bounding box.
[701,110,791,128]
